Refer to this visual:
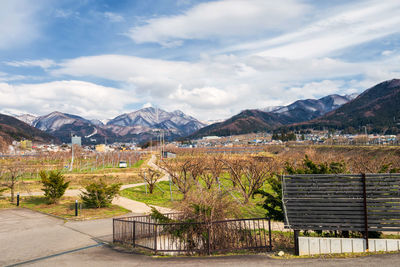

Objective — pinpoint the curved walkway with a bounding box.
[112,154,172,214]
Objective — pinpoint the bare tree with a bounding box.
[1,161,24,203]
[0,136,8,153]
[160,158,195,199]
[223,158,272,203]
[0,169,7,196]
[140,168,162,194]
[199,156,224,190]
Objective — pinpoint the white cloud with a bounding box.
[220,0,400,59]
[286,80,346,100]
[142,102,152,108]
[53,9,75,18]
[169,85,240,108]
[382,50,395,56]
[3,1,400,121]
[104,12,124,22]
[48,54,366,120]
[49,49,400,121]
[0,0,41,49]
[5,59,56,69]
[0,80,137,119]
[127,0,309,47]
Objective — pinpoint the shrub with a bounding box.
[177,188,240,222]
[150,189,240,254]
[285,155,347,174]
[378,163,400,173]
[40,171,70,204]
[254,175,284,221]
[80,179,121,208]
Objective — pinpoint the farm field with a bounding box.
[1,145,400,223]
[122,144,400,219]
[0,151,149,194]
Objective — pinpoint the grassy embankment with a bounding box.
[0,196,130,220]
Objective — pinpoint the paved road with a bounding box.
[1,209,400,266]
[0,209,103,266]
[26,247,400,267]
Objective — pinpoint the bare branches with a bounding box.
[0,161,25,202]
[222,157,274,203]
[139,168,162,194]
[160,158,196,199]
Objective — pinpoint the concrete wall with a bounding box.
[299,237,400,256]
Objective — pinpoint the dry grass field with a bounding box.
[0,152,150,194]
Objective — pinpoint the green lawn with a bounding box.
[133,159,145,168]
[120,177,270,218]
[19,196,130,220]
[120,181,183,208]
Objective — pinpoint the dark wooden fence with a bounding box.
[283,173,400,232]
[283,173,400,253]
[113,214,272,254]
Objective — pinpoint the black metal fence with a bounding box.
[113,214,272,254]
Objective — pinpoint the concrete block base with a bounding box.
[299,237,400,256]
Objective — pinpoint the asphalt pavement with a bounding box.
[1,208,400,267]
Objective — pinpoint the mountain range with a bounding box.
[191,94,357,138]
[262,94,357,121]
[14,107,206,144]
[289,79,400,134]
[2,79,399,145]
[0,113,55,144]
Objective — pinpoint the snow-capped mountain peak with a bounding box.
[15,114,37,126]
[259,94,356,122]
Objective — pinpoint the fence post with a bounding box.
[75,200,78,216]
[112,219,115,243]
[132,221,136,247]
[268,218,272,251]
[362,173,369,251]
[154,224,157,254]
[207,223,211,255]
[294,230,299,256]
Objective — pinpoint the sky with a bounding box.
[0,0,400,122]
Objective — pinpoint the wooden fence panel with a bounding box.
[283,174,400,232]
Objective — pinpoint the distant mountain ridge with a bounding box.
[260,94,357,121]
[107,107,205,136]
[19,107,205,144]
[190,109,298,137]
[191,93,357,138]
[8,79,400,144]
[290,79,400,134]
[0,113,56,144]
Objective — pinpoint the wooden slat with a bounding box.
[283,173,400,232]
[286,203,363,207]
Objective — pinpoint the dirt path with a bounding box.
[112,154,173,214]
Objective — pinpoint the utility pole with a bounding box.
[363,126,369,145]
[69,133,74,171]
